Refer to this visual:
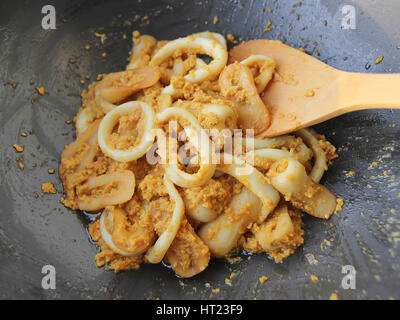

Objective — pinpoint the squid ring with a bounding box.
[246,148,296,168]
[77,170,135,212]
[157,107,217,188]
[100,208,138,257]
[200,104,236,131]
[98,101,156,162]
[150,36,228,84]
[295,128,327,183]
[191,31,227,50]
[146,174,185,264]
[241,135,312,164]
[240,54,276,93]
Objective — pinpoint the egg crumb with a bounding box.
[95,32,107,44]
[13,144,24,153]
[334,198,344,214]
[133,30,141,38]
[345,170,355,177]
[259,276,268,284]
[264,20,272,32]
[310,275,319,282]
[226,256,242,263]
[368,161,378,169]
[36,87,45,96]
[374,56,384,64]
[227,34,237,44]
[305,89,315,97]
[42,182,56,194]
[329,293,339,300]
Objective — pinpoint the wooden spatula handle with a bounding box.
[340,72,400,111]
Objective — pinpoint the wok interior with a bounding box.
[0,0,399,299]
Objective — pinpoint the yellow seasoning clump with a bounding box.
[13,144,24,153]
[42,182,56,194]
[329,293,339,300]
[36,87,45,96]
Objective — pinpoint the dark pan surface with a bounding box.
[0,0,399,299]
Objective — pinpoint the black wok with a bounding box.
[0,0,399,299]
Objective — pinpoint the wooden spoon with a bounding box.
[229,40,400,137]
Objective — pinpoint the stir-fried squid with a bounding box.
[59,31,340,277]
[77,171,136,211]
[98,101,156,162]
[95,67,160,113]
[219,62,271,135]
[127,35,157,70]
[240,54,276,94]
[156,107,217,188]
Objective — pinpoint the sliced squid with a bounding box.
[252,203,301,255]
[246,148,310,173]
[127,35,157,70]
[99,206,153,256]
[95,67,160,113]
[146,174,185,264]
[240,54,276,93]
[294,128,327,183]
[111,206,154,255]
[267,158,337,219]
[164,217,211,278]
[100,208,138,256]
[162,57,210,97]
[219,62,271,135]
[199,104,237,150]
[191,31,227,50]
[77,170,135,212]
[200,104,236,131]
[98,101,156,162]
[156,107,216,188]
[150,36,228,85]
[241,135,312,164]
[198,187,262,257]
[75,107,97,137]
[167,57,207,77]
[218,153,280,223]
[186,204,218,224]
[60,119,101,175]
